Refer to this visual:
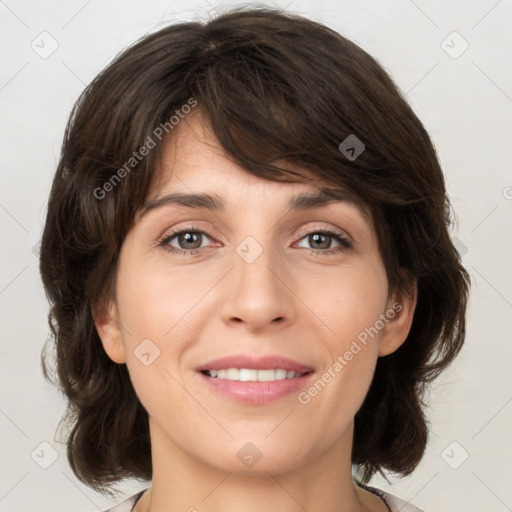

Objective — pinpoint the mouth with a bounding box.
[196,354,315,404]
[201,368,312,381]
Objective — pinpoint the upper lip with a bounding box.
[196,354,314,374]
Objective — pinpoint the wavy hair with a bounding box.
[39,6,470,492]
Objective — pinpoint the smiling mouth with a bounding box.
[201,368,313,381]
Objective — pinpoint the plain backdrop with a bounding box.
[1,1,511,511]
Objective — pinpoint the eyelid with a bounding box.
[158,222,350,244]
[293,223,352,245]
[157,222,223,246]
[158,222,352,255]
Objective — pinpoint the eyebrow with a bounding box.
[138,187,369,220]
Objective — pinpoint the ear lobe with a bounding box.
[378,282,418,357]
[92,301,126,364]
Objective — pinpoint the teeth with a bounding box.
[226,368,239,380]
[257,369,276,382]
[206,368,303,381]
[275,369,287,380]
[239,368,258,381]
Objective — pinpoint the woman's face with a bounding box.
[96,111,414,475]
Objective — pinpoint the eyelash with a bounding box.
[157,224,352,256]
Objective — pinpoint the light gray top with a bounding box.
[103,481,425,512]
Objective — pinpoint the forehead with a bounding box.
[143,109,372,222]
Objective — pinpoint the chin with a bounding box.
[199,437,311,476]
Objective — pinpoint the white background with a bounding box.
[0,1,511,511]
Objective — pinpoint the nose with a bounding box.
[218,240,296,333]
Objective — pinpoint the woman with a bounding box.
[39,7,470,512]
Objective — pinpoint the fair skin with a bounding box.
[95,110,416,512]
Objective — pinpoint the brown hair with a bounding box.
[39,6,470,492]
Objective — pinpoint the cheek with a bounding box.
[114,258,218,414]
[294,259,387,410]
[299,259,389,350]
[115,257,210,343]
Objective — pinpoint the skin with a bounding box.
[95,110,417,512]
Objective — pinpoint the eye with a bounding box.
[294,228,352,254]
[158,226,215,255]
[157,225,352,256]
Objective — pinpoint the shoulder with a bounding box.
[102,490,146,512]
[355,480,426,512]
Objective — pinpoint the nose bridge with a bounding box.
[220,231,294,328]
[233,232,282,298]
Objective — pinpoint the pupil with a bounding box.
[311,233,329,249]
[180,232,200,249]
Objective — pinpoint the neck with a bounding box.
[135,418,380,512]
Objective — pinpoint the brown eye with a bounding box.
[159,229,213,254]
[295,229,352,253]
[308,233,332,250]
[174,231,204,250]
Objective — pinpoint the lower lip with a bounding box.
[198,372,314,405]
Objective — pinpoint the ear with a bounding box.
[92,300,127,364]
[378,280,418,357]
